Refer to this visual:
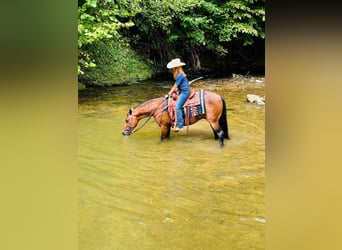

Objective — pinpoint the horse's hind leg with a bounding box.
[212,128,219,139]
[217,129,225,147]
[209,121,225,147]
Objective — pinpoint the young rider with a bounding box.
[165,58,190,132]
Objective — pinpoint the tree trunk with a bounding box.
[190,49,201,69]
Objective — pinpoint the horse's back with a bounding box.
[203,90,222,100]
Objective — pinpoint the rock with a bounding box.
[246,94,265,105]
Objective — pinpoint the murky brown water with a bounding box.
[79,77,265,249]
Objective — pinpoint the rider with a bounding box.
[165,58,190,132]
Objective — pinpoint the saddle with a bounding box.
[170,89,199,106]
[168,89,206,128]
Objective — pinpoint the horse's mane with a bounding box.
[134,97,164,109]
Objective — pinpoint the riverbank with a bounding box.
[79,72,265,91]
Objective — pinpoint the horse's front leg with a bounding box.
[160,110,171,140]
[161,124,170,140]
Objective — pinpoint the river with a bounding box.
[78,76,265,249]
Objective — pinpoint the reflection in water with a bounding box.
[79,77,265,249]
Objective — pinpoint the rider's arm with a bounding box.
[168,83,178,96]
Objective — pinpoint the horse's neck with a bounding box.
[135,98,163,119]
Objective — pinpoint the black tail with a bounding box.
[219,97,230,139]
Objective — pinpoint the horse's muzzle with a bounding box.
[122,130,132,136]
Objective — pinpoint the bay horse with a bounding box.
[122,90,230,146]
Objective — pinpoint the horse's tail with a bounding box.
[220,96,230,139]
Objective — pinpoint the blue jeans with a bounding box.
[176,90,190,128]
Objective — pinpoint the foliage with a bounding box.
[78,0,265,85]
[78,0,136,74]
[79,41,155,86]
[128,0,265,69]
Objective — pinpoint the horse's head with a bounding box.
[122,108,138,136]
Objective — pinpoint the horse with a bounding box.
[122,90,230,146]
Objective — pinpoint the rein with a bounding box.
[131,98,167,134]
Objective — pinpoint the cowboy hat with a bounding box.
[166,58,186,69]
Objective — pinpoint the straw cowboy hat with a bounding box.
[166,58,186,69]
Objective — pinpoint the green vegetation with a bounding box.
[78,0,265,88]
[79,42,155,86]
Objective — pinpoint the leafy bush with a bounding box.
[80,42,155,86]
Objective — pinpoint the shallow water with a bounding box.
[79,77,265,249]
